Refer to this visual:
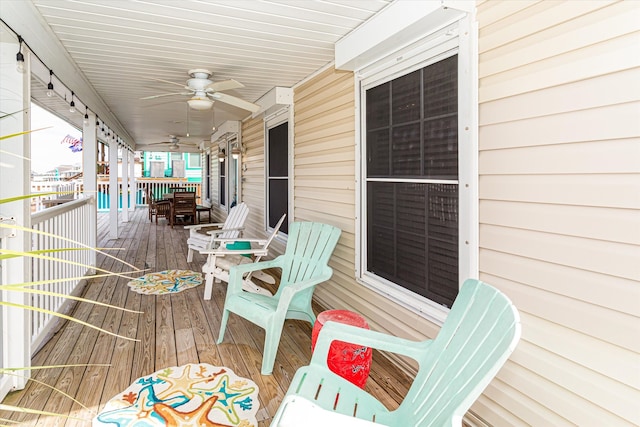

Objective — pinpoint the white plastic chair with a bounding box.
[184,202,249,263]
[200,213,286,299]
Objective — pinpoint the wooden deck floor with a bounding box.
[2,208,411,426]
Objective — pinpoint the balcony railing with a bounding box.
[30,197,94,352]
[26,179,202,352]
[32,179,202,212]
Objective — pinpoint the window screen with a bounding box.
[365,54,459,307]
[267,121,289,234]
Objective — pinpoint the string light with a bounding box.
[69,91,76,113]
[9,31,131,152]
[16,35,25,73]
[47,69,54,97]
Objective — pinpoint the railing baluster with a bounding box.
[30,198,93,351]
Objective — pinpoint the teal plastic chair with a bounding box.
[271,279,521,426]
[217,222,342,375]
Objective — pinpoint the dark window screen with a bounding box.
[365,54,459,307]
[268,122,289,234]
[219,150,226,206]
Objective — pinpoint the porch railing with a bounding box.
[97,179,201,211]
[30,197,93,352]
[32,179,201,212]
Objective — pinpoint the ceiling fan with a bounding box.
[147,135,198,151]
[141,69,260,113]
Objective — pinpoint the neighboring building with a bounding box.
[142,151,202,181]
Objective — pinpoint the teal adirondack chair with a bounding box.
[217,221,342,375]
[271,278,521,426]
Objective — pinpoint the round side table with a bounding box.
[311,310,372,389]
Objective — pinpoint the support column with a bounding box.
[108,137,118,239]
[0,37,31,391]
[129,151,136,211]
[122,146,129,222]
[82,111,97,271]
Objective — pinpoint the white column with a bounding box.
[129,151,136,211]
[0,38,31,391]
[82,112,97,271]
[121,146,129,222]
[108,138,118,239]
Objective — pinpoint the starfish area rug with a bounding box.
[94,363,260,427]
[127,270,203,295]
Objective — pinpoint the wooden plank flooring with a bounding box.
[1,208,411,426]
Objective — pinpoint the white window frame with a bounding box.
[188,152,201,168]
[218,136,241,211]
[264,107,291,235]
[355,17,478,324]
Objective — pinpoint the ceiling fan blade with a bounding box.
[140,92,188,100]
[206,79,244,92]
[209,92,260,113]
[151,77,188,88]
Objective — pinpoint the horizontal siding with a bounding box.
[238,116,286,255]
[477,0,640,425]
[293,67,439,371]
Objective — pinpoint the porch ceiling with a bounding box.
[5,0,391,152]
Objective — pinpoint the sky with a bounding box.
[30,103,83,174]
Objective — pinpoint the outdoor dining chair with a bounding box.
[184,202,249,263]
[270,278,521,427]
[169,191,196,228]
[199,213,286,299]
[218,221,342,375]
[145,187,170,224]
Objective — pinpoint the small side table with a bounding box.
[195,205,211,224]
[311,310,372,389]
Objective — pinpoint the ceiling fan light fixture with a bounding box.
[187,96,213,110]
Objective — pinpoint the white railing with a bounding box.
[31,181,82,212]
[30,196,93,351]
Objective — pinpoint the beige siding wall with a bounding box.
[225,2,639,425]
[293,67,440,352]
[476,1,640,425]
[238,115,286,252]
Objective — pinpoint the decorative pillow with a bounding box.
[225,241,252,257]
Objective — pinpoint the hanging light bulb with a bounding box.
[186,104,190,137]
[16,36,25,73]
[47,69,54,97]
[83,107,89,125]
[69,91,76,113]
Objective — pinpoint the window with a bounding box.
[189,153,201,168]
[365,56,459,307]
[219,146,226,207]
[204,152,211,203]
[218,137,241,209]
[359,19,476,313]
[266,120,289,234]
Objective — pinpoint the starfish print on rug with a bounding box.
[127,270,203,295]
[154,396,230,426]
[94,363,259,427]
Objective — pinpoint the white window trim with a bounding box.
[264,106,292,235]
[354,16,478,325]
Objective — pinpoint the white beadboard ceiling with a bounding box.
[14,0,391,151]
